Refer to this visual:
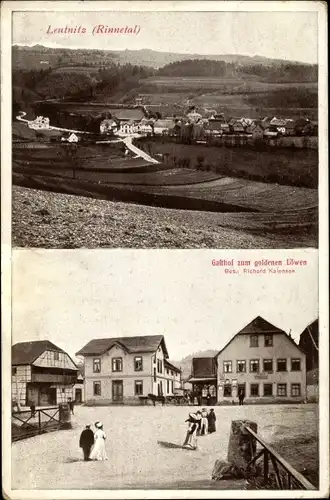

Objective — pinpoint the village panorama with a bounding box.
[12,45,318,249]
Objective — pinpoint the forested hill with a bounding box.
[158,58,318,82]
[12,45,316,73]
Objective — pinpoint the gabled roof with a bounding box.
[192,357,217,378]
[237,316,285,335]
[12,340,65,366]
[216,316,305,357]
[76,335,168,358]
[164,359,181,373]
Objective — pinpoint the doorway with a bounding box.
[112,380,123,402]
[75,388,82,403]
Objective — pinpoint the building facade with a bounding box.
[76,335,181,405]
[216,316,307,403]
[12,341,79,408]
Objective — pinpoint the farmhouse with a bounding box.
[246,122,264,139]
[216,316,307,403]
[28,116,50,130]
[76,335,181,405]
[12,341,79,408]
[100,118,118,135]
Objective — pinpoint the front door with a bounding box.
[112,380,123,402]
[75,388,82,403]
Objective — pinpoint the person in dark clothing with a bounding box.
[238,390,245,406]
[207,408,216,433]
[30,402,36,418]
[68,398,75,415]
[79,425,95,461]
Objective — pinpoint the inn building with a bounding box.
[216,316,307,403]
[188,316,307,404]
[76,335,181,405]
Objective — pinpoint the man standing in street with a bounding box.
[68,397,75,415]
[79,425,95,461]
[238,390,245,406]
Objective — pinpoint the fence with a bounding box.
[243,425,317,490]
[12,406,68,442]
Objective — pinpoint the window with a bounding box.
[171,371,173,376]
[264,384,273,396]
[112,357,122,372]
[166,368,169,375]
[157,359,163,374]
[250,335,259,347]
[224,384,232,397]
[250,384,259,397]
[263,359,273,373]
[12,367,17,376]
[250,360,260,373]
[223,361,232,373]
[153,356,156,364]
[93,358,101,373]
[277,359,287,372]
[237,360,246,373]
[54,352,59,361]
[135,380,143,396]
[153,367,156,382]
[291,384,301,396]
[62,388,65,393]
[93,381,101,396]
[277,384,287,396]
[291,359,301,371]
[171,380,174,393]
[264,335,273,347]
[167,380,170,393]
[134,356,143,371]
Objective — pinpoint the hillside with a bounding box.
[12,45,317,71]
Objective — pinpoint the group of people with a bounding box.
[182,408,216,450]
[79,421,108,461]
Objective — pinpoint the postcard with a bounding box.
[1,1,328,499]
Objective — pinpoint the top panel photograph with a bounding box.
[11,9,319,249]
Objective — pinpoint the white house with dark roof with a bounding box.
[76,335,181,405]
[216,316,307,404]
[12,341,79,408]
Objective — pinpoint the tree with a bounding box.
[61,142,79,179]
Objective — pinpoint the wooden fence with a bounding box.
[243,425,317,490]
[12,407,64,442]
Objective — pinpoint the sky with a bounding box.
[12,10,318,63]
[11,249,318,362]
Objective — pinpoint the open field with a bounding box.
[11,404,318,490]
[12,186,317,248]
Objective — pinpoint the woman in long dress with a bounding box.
[90,422,108,461]
[207,408,216,433]
[183,412,201,450]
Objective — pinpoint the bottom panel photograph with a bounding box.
[8,249,320,495]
